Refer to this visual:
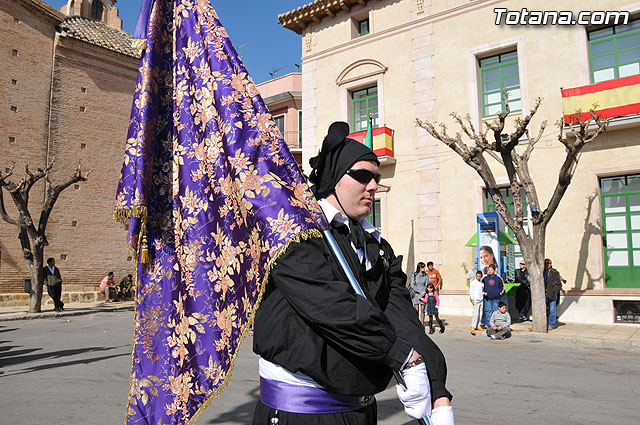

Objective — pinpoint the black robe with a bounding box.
[253,224,452,400]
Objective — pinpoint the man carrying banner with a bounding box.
[253,122,454,425]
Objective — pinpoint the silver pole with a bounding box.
[322,229,431,425]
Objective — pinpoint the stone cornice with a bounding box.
[300,0,504,62]
[278,0,376,34]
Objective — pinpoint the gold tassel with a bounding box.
[131,38,147,55]
[139,221,150,264]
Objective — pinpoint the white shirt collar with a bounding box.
[318,198,380,241]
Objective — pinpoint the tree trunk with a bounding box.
[527,225,548,332]
[28,246,44,313]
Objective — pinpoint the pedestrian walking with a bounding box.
[43,257,64,312]
[409,262,428,325]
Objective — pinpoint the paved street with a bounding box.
[1,311,638,425]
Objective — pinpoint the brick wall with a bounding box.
[46,38,138,288]
[0,0,58,292]
[0,0,139,293]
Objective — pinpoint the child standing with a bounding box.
[469,270,484,335]
[421,283,445,334]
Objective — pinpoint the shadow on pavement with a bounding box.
[5,352,131,376]
[0,347,41,358]
[0,345,126,369]
[206,387,259,424]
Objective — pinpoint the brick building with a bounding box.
[0,0,138,294]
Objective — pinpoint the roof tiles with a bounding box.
[60,16,139,58]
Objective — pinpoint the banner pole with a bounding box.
[322,229,431,425]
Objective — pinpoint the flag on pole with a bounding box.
[364,114,373,149]
[114,1,328,424]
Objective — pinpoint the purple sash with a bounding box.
[260,377,374,414]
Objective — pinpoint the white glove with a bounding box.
[395,363,431,419]
[431,405,455,425]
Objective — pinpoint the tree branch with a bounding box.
[416,118,472,161]
[38,165,92,236]
[544,108,609,223]
[0,164,18,226]
[19,158,54,199]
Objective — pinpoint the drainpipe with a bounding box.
[45,26,61,203]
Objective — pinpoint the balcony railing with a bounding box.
[562,74,640,124]
[280,130,302,149]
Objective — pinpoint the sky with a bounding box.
[44,0,309,84]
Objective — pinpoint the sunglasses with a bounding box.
[345,168,381,184]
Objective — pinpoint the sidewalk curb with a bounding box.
[436,320,639,351]
[0,303,134,322]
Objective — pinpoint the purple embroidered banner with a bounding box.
[114,1,328,423]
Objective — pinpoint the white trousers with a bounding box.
[471,299,483,328]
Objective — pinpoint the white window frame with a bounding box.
[467,36,529,129]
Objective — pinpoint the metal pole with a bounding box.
[322,229,431,425]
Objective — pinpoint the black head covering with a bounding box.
[309,121,379,199]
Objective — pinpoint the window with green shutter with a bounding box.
[358,19,370,36]
[351,86,378,132]
[480,51,521,117]
[588,19,640,83]
[367,199,382,231]
[600,174,640,288]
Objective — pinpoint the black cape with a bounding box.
[253,222,452,400]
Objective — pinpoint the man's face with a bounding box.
[333,160,379,221]
[487,267,495,276]
[520,261,526,269]
[545,260,552,270]
[427,264,434,271]
[49,259,55,267]
[498,305,507,314]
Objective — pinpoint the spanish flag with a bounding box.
[562,74,640,123]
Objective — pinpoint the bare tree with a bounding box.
[0,159,91,313]
[416,98,608,332]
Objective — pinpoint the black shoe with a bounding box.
[440,326,445,334]
[428,328,435,334]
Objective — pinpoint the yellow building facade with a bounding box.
[280,0,640,324]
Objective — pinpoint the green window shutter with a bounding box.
[480,51,521,117]
[358,19,370,36]
[351,86,378,132]
[367,199,382,231]
[588,18,640,83]
[600,174,640,288]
